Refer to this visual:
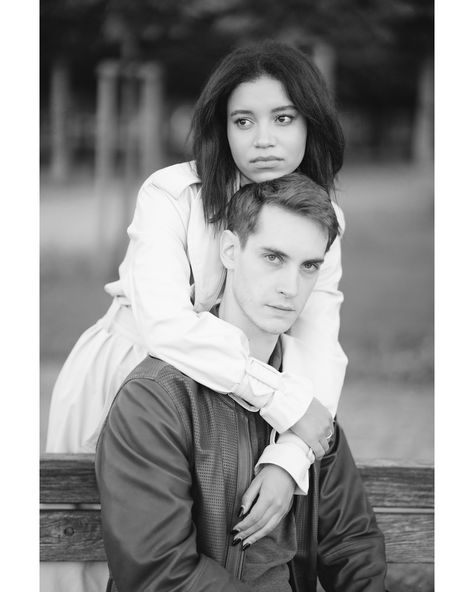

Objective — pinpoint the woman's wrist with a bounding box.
[233,358,314,433]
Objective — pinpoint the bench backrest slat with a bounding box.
[40,455,434,565]
[41,454,99,504]
[358,463,434,509]
[40,454,434,508]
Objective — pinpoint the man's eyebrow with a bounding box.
[261,247,325,265]
[260,246,288,258]
[304,257,325,266]
[229,105,297,117]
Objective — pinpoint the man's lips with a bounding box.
[267,304,296,312]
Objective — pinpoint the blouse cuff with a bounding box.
[255,436,314,495]
[233,358,314,433]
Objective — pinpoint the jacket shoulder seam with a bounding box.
[120,367,195,455]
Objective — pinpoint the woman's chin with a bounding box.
[244,169,289,184]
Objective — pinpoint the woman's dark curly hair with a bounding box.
[191,40,345,227]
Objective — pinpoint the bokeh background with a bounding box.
[40,1,434,588]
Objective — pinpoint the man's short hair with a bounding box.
[227,172,340,252]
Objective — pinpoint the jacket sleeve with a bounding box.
[95,378,251,592]
[316,423,387,592]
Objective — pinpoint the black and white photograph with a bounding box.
[33,1,440,590]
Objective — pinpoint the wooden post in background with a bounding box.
[138,62,165,178]
[312,38,336,96]
[412,57,434,165]
[50,60,71,181]
[93,58,168,277]
[111,62,140,274]
[94,60,119,276]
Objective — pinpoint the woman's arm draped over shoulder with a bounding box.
[117,170,317,433]
[126,178,249,395]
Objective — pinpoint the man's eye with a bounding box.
[302,262,320,272]
[265,254,281,264]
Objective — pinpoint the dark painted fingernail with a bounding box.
[238,507,245,518]
[232,537,242,546]
[242,542,251,551]
[231,528,239,536]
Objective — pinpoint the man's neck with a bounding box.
[218,293,279,364]
[244,329,278,364]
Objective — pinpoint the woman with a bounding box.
[44,40,347,591]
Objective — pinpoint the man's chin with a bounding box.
[259,319,294,336]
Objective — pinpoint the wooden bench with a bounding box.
[40,454,434,590]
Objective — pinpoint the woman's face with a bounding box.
[227,75,307,185]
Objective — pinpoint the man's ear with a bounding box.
[220,229,240,270]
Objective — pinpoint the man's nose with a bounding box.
[277,268,299,297]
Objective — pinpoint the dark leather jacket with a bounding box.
[96,356,386,591]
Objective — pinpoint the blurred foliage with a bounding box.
[41,0,107,62]
[215,0,434,110]
[41,0,433,103]
[40,0,107,102]
[40,0,237,98]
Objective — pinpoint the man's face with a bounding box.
[226,204,328,337]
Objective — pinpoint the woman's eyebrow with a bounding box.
[228,109,253,117]
[271,105,297,113]
[229,105,297,118]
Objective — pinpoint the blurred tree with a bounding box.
[41,0,110,174]
[41,0,433,163]
[41,0,109,90]
[213,0,433,159]
[98,0,239,98]
[41,0,434,107]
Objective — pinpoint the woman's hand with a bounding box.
[231,465,295,548]
[290,397,333,459]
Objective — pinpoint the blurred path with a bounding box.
[339,380,433,463]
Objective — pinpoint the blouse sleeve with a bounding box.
[119,177,345,434]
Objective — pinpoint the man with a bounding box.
[96,173,387,591]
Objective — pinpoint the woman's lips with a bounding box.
[250,155,282,162]
[250,156,283,167]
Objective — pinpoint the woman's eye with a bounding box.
[235,118,252,129]
[276,114,294,125]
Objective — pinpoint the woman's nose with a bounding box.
[253,124,276,148]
